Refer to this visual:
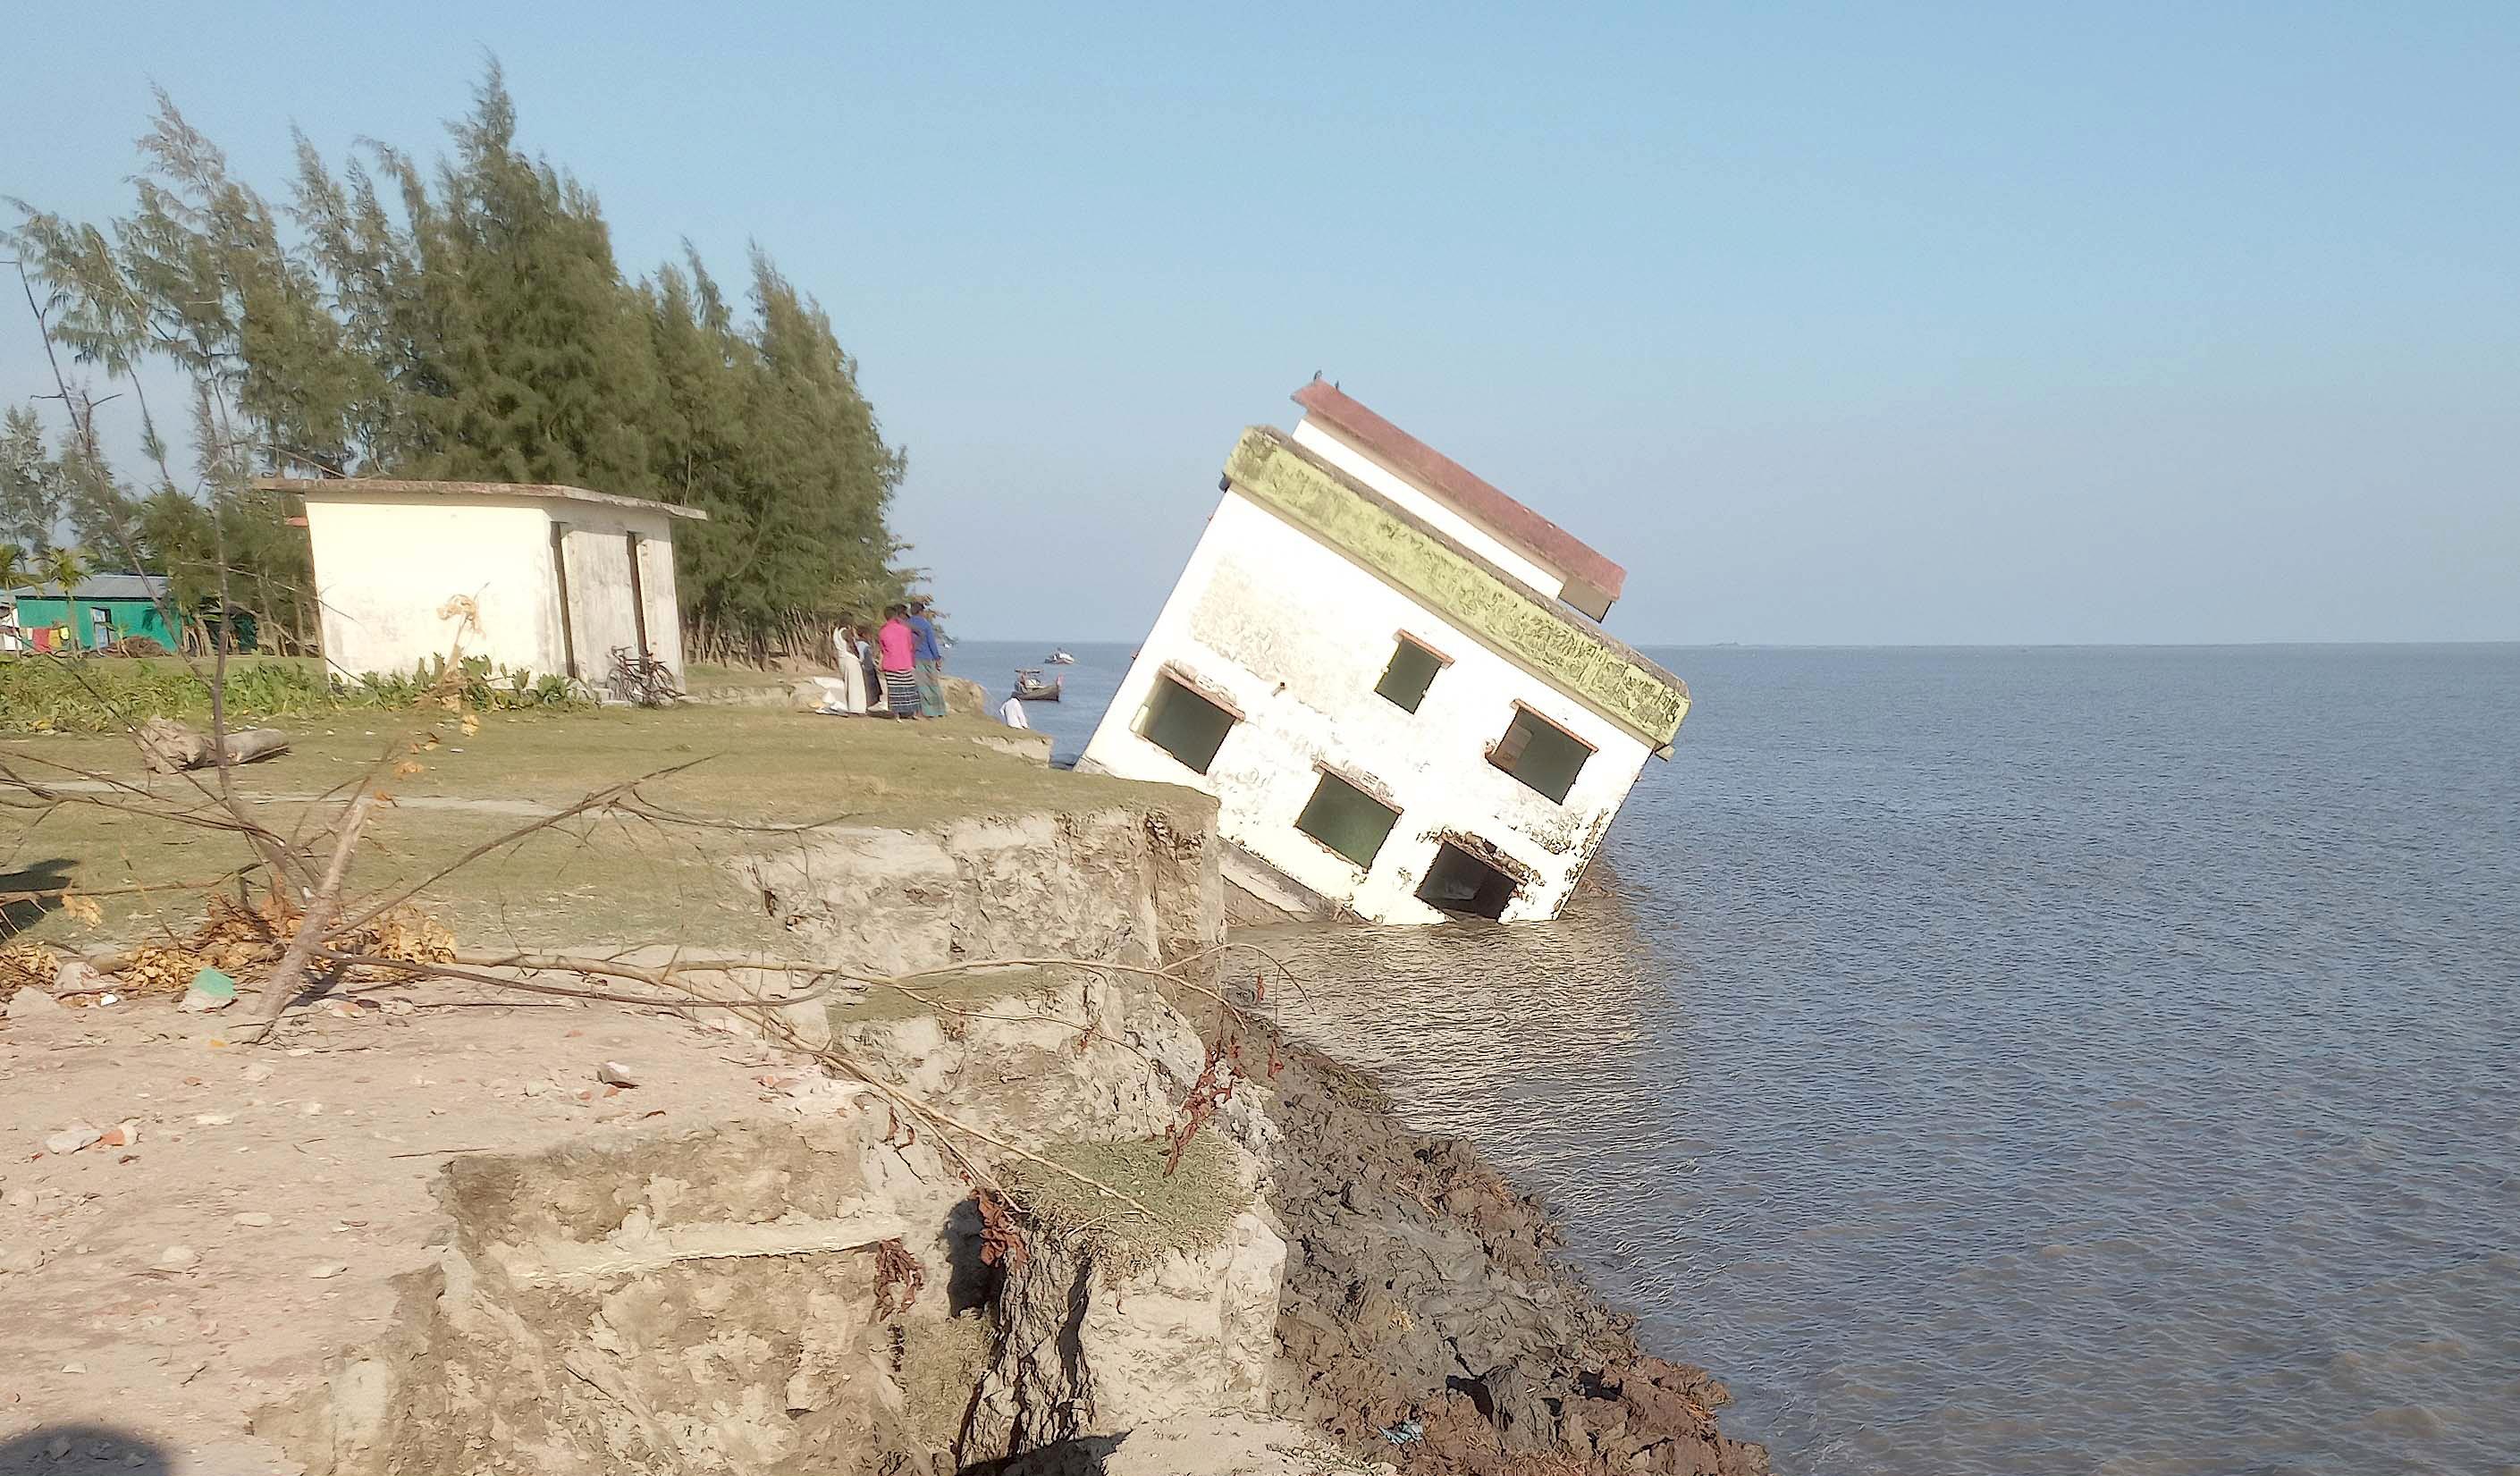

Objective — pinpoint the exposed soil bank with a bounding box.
[0,977,1762,1476]
[1246,1023,1768,1476]
[2,721,1761,1475]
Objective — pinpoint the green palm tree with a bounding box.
[0,544,23,655]
[40,547,87,650]
[43,545,84,597]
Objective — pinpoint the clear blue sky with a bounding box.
[6,3,2515,643]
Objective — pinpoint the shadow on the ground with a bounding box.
[0,1424,172,1475]
[959,1433,1127,1474]
[0,856,74,935]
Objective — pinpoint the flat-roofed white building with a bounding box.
[261,477,704,698]
[1081,381,1689,924]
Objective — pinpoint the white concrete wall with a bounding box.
[303,496,567,680]
[304,493,687,689]
[1290,417,1571,599]
[560,527,641,689]
[1081,490,1653,924]
[633,530,687,678]
[556,509,687,694]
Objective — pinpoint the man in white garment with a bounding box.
[999,694,1030,730]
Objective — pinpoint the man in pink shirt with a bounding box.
[876,604,921,719]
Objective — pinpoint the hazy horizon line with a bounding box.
[946,636,2520,651]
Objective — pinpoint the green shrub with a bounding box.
[0,654,587,732]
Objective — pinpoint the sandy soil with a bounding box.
[0,986,819,1476]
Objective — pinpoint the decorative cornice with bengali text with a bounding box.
[1222,427,1689,751]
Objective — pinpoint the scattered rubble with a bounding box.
[7,986,64,1021]
[178,967,240,1013]
[41,1124,101,1157]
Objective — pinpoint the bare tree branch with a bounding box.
[249,789,373,1024]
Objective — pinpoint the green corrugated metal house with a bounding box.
[4,574,177,652]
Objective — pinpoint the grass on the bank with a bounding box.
[0,704,1196,953]
[1004,1132,1246,1280]
[900,1312,995,1448]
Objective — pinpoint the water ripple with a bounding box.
[1260,645,2520,1476]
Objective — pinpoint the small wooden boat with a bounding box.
[1013,668,1064,702]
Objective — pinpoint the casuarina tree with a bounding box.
[7,62,907,661]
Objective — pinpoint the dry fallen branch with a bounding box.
[608,798,865,835]
[453,949,1151,1037]
[0,864,265,909]
[331,757,712,935]
[249,792,375,1026]
[306,940,1270,1222]
[318,949,855,1010]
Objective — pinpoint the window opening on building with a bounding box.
[1489,705,1592,803]
[1139,671,1237,774]
[1374,634,1447,713]
[1416,840,1520,920]
[1294,771,1399,870]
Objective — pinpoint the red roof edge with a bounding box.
[1290,381,1626,605]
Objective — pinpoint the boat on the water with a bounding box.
[1014,668,1064,702]
[1046,649,1076,665]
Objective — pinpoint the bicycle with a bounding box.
[609,645,682,707]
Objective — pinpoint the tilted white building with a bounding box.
[260,478,703,698]
[1082,381,1690,924]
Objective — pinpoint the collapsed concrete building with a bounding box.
[1081,380,1690,924]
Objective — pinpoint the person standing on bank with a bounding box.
[830,623,870,714]
[908,598,948,719]
[878,604,921,719]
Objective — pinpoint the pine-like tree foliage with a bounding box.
[5,63,906,658]
[1,409,68,551]
[652,250,909,661]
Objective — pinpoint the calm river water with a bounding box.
[981,641,2520,1475]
